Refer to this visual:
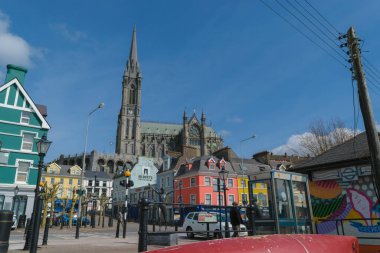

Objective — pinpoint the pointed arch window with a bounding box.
[129,84,136,104]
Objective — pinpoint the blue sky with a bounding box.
[1,1,380,162]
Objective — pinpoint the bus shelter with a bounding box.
[248,170,314,235]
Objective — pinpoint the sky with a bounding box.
[1,1,380,162]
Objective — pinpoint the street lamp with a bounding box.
[30,134,52,253]
[240,135,255,206]
[76,102,104,239]
[218,163,229,238]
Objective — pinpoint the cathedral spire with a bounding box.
[124,25,140,77]
[129,25,138,64]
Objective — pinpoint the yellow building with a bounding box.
[42,163,82,198]
[237,176,269,206]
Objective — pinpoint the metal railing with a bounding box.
[136,199,255,252]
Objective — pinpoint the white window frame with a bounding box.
[15,159,32,183]
[190,194,196,205]
[217,194,224,206]
[204,177,211,186]
[21,132,36,152]
[190,177,196,187]
[205,193,212,205]
[20,111,31,124]
[228,194,235,206]
[228,178,233,188]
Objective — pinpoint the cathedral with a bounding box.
[115,26,223,158]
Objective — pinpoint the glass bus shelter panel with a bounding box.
[292,180,312,234]
[249,180,276,235]
[275,179,296,234]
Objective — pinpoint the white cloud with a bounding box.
[219,129,231,137]
[50,23,87,42]
[0,10,37,69]
[272,133,310,156]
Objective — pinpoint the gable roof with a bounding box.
[291,132,372,172]
[0,78,50,129]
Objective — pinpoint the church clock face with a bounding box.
[128,109,133,115]
[190,125,200,137]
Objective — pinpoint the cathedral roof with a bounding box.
[141,121,182,135]
[141,121,220,138]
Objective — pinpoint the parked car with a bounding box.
[55,213,90,226]
[183,211,248,239]
[11,214,17,230]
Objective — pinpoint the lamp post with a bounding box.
[218,164,229,238]
[75,102,104,239]
[240,135,255,206]
[30,134,52,253]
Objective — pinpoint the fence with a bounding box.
[136,198,254,252]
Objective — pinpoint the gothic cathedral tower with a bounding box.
[116,26,142,155]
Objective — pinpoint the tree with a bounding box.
[98,194,108,226]
[299,118,355,157]
[49,183,60,226]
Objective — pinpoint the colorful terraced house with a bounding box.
[0,64,50,223]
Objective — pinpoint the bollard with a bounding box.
[23,217,33,250]
[91,210,95,228]
[108,216,113,227]
[138,198,149,253]
[24,218,30,240]
[30,195,44,253]
[0,210,14,253]
[42,217,50,246]
[115,219,120,238]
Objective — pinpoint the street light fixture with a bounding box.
[240,135,255,206]
[30,134,52,253]
[218,162,229,238]
[76,102,104,239]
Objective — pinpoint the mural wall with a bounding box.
[311,166,380,247]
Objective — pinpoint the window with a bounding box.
[41,177,45,182]
[242,194,248,204]
[190,195,196,205]
[102,189,107,196]
[217,195,224,205]
[166,176,170,187]
[50,178,55,184]
[78,180,81,185]
[193,212,199,221]
[190,178,196,187]
[241,180,246,188]
[21,111,30,124]
[89,180,93,186]
[103,181,107,187]
[187,213,194,219]
[213,178,219,192]
[179,180,182,188]
[205,194,212,205]
[209,164,215,170]
[16,161,30,182]
[95,180,99,187]
[60,178,64,184]
[228,179,233,188]
[69,179,73,185]
[0,195,5,210]
[228,195,234,206]
[204,177,211,186]
[21,133,35,151]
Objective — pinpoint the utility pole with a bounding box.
[346,26,380,197]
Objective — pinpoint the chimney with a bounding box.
[5,64,28,85]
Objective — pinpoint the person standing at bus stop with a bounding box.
[230,201,243,237]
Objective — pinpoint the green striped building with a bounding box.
[0,64,50,223]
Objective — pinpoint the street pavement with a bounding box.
[8,221,200,253]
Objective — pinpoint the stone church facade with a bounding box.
[115,27,223,159]
[54,26,223,174]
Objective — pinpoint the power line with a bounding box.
[363,57,380,79]
[258,0,349,69]
[303,0,341,35]
[294,0,337,39]
[273,0,348,62]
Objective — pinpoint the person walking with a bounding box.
[229,201,243,237]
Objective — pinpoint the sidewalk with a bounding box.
[8,222,191,253]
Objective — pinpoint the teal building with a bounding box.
[0,64,50,222]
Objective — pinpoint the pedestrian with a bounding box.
[229,201,243,237]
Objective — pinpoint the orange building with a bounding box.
[174,156,239,206]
